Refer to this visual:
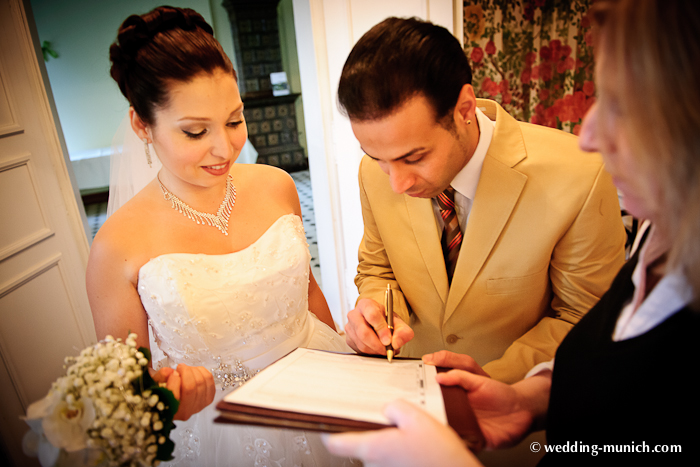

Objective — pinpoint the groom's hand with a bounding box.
[345,298,414,356]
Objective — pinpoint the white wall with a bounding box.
[30,0,235,158]
[292,0,462,325]
[278,0,308,152]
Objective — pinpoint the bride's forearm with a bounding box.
[308,267,338,331]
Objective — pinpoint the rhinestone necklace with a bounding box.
[157,174,236,236]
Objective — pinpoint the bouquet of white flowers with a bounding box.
[22,334,179,467]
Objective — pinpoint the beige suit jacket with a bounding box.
[356,99,626,383]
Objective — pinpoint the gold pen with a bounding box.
[385,284,394,363]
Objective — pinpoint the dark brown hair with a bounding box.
[109,5,236,125]
[337,17,472,122]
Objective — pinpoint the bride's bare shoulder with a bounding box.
[232,163,297,198]
[89,183,163,269]
[233,162,292,180]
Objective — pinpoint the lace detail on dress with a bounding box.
[137,215,353,466]
[293,434,312,456]
[171,426,201,465]
[244,436,285,467]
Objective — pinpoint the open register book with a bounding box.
[215,348,485,451]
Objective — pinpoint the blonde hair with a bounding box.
[592,0,700,307]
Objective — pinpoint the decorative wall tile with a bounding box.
[254,135,267,147]
[250,108,263,121]
[225,0,307,171]
[245,79,259,92]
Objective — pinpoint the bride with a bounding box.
[86,6,354,466]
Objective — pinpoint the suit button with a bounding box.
[446,334,459,344]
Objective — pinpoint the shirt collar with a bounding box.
[614,224,695,340]
[450,107,494,199]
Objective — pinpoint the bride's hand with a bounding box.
[153,364,216,421]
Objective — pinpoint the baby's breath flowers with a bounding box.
[22,334,179,467]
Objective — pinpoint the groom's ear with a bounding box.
[129,108,151,141]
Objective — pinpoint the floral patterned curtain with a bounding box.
[464,0,639,255]
[464,0,595,135]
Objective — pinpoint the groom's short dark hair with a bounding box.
[337,17,472,122]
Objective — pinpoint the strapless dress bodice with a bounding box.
[137,214,353,466]
[138,214,323,385]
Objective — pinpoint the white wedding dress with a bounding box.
[138,214,356,466]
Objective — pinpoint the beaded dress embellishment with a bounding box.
[211,356,256,389]
[158,173,236,235]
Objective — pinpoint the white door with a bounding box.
[292,0,461,325]
[0,0,96,465]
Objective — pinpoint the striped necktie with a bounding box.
[436,187,462,284]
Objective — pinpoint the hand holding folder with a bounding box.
[216,349,485,452]
[323,398,482,466]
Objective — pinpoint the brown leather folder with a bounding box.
[215,363,485,452]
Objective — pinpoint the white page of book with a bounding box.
[223,348,447,425]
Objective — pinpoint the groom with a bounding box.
[338,17,626,383]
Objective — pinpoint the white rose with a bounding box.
[42,397,96,452]
[24,390,61,427]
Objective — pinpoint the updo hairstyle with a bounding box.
[109,6,236,126]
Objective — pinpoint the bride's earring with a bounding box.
[143,138,153,168]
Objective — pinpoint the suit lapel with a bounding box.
[405,195,449,305]
[444,100,528,321]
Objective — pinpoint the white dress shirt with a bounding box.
[612,222,694,340]
[432,107,495,234]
